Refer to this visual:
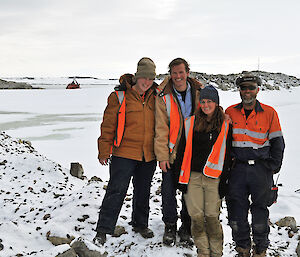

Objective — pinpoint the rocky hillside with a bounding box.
[0,131,300,257]
[157,71,300,91]
[0,78,32,89]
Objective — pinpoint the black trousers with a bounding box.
[226,162,273,251]
[96,156,156,234]
[162,166,191,231]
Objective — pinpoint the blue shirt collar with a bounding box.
[173,81,191,95]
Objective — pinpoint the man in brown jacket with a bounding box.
[94,58,158,245]
[155,58,203,246]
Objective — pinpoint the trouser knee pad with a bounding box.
[206,216,223,240]
[191,215,205,236]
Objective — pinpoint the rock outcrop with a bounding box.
[0,78,32,89]
[157,70,300,90]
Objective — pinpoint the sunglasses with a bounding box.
[240,85,257,91]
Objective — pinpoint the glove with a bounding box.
[218,180,228,199]
[177,183,188,194]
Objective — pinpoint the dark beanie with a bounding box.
[199,85,219,104]
[135,57,156,80]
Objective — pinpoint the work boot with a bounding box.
[235,246,251,257]
[163,223,177,246]
[132,227,154,238]
[178,225,193,246]
[253,249,267,257]
[93,232,106,245]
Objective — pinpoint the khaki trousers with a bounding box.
[184,172,223,257]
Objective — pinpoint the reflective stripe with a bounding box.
[179,116,195,184]
[269,130,283,140]
[232,140,270,148]
[116,91,125,103]
[113,91,126,148]
[203,121,229,178]
[233,128,268,140]
[165,95,171,120]
[169,142,175,149]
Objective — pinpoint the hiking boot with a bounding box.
[178,225,193,246]
[133,227,154,238]
[163,223,177,246]
[253,249,267,257]
[93,232,106,245]
[235,246,251,257]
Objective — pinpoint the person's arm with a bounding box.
[97,92,120,163]
[219,124,233,198]
[267,109,285,173]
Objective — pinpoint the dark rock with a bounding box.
[112,225,127,237]
[276,216,298,232]
[70,162,84,179]
[88,176,103,183]
[47,235,75,246]
[77,215,89,222]
[43,214,51,220]
[71,239,107,257]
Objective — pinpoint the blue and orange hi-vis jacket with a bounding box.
[225,100,285,173]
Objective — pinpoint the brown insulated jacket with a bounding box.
[154,76,202,164]
[97,74,157,162]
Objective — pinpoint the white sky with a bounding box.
[1,0,300,78]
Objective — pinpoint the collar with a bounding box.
[234,100,264,113]
[173,81,191,96]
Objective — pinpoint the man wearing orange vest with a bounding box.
[155,58,203,246]
[225,73,285,257]
[94,58,158,245]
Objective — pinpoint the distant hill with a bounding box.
[0,78,32,89]
[156,71,300,90]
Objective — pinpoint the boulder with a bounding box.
[71,239,107,257]
[70,162,84,179]
[47,235,75,246]
[275,216,298,232]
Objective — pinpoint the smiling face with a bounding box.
[200,99,217,118]
[239,82,259,109]
[170,63,189,92]
[134,77,153,94]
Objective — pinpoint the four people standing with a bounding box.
[95,59,285,257]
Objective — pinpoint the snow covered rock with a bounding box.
[0,78,32,89]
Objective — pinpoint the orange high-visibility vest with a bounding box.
[113,91,126,147]
[179,116,229,184]
[157,89,181,153]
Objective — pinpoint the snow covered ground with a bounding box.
[0,78,300,256]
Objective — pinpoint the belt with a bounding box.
[236,159,259,166]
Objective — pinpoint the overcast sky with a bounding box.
[1,0,300,78]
